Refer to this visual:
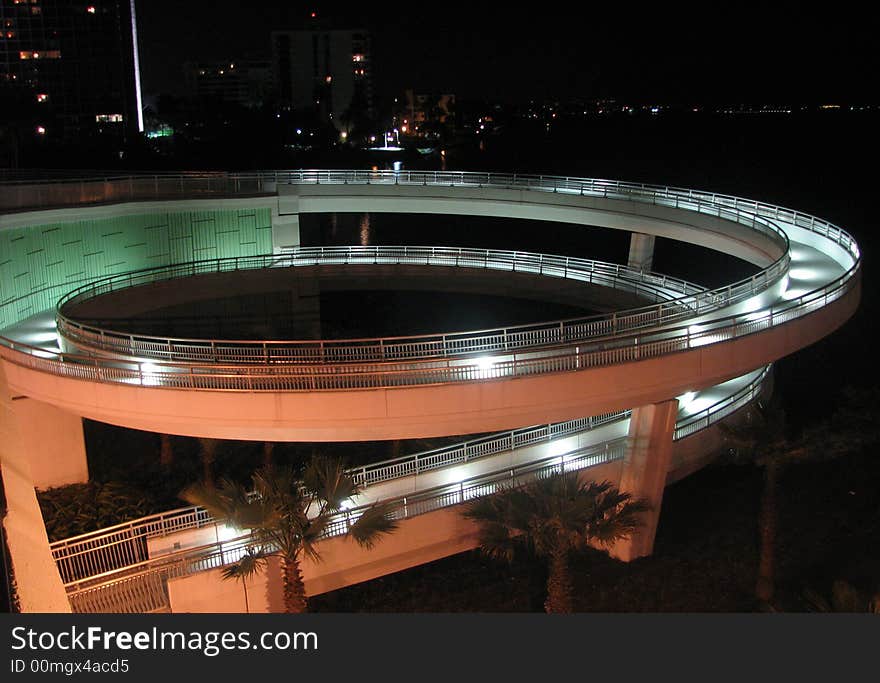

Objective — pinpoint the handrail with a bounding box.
[0,172,859,393]
[64,438,629,599]
[63,356,774,611]
[0,169,863,264]
[0,259,856,391]
[50,363,771,588]
[55,244,771,364]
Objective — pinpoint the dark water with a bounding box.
[300,212,756,290]
[321,290,591,339]
[98,288,594,340]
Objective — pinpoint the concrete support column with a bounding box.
[273,214,301,252]
[627,232,656,272]
[273,194,301,252]
[14,398,88,490]
[613,398,678,562]
[0,365,71,612]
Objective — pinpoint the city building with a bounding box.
[395,90,456,139]
[271,26,373,131]
[0,0,143,146]
[183,60,271,110]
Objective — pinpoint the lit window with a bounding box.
[87,5,96,13]
[31,6,41,14]
[20,50,61,59]
[36,92,48,102]
[95,113,123,122]
[352,54,364,62]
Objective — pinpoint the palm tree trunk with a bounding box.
[756,458,779,604]
[544,546,573,614]
[198,438,220,487]
[281,555,309,613]
[159,434,174,467]
[262,441,275,468]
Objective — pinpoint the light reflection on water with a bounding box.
[359,213,371,245]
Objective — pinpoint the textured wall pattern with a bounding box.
[0,208,272,328]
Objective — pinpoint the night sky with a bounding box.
[136,3,878,105]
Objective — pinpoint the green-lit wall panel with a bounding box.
[0,206,272,329]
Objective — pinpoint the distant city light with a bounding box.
[86,5,96,13]
[35,125,46,135]
[36,93,48,102]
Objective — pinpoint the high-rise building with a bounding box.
[0,0,143,145]
[183,60,271,110]
[271,26,373,130]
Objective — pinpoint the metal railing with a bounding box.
[0,169,861,266]
[672,365,772,440]
[55,244,773,365]
[63,438,628,612]
[0,172,858,392]
[0,169,857,283]
[50,507,214,584]
[351,409,627,487]
[0,262,855,391]
[50,412,627,586]
[53,362,772,606]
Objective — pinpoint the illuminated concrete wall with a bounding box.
[0,365,71,612]
[0,208,272,329]
[14,398,88,490]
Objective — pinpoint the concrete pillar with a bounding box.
[0,364,71,612]
[613,398,678,562]
[13,398,88,490]
[273,214,301,252]
[627,232,656,272]
[273,194,301,252]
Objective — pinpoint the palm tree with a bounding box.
[181,457,399,613]
[261,441,276,468]
[159,433,174,467]
[803,579,880,613]
[720,400,806,605]
[196,437,221,486]
[463,472,649,613]
[222,550,267,613]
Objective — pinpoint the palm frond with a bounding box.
[221,549,270,582]
[463,472,648,558]
[302,455,360,512]
[346,503,400,549]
